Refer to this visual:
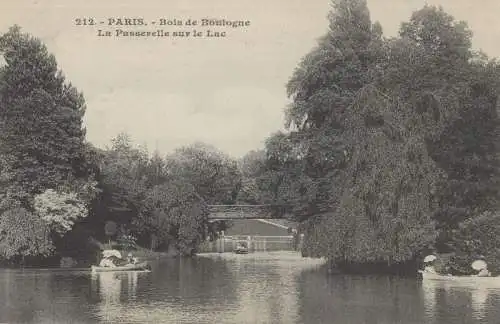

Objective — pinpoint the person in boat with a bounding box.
[99,256,116,268]
[237,241,248,250]
[422,255,438,274]
[126,253,138,265]
[99,252,124,267]
[423,263,437,274]
[471,258,491,277]
[477,265,491,277]
[477,268,491,277]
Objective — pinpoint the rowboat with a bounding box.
[234,241,249,254]
[235,248,249,254]
[418,270,500,286]
[91,261,150,273]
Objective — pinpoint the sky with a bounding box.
[1,0,500,158]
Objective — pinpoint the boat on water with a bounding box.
[234,241,249,254]
[91,261,151,273]
[93,249,151,273]
[419,254,498,284]
[418,270,500,283]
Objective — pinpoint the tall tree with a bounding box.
[396,6,500,273]
[0,26,91,205]
[0,26,97,261]
[283,0,384,220]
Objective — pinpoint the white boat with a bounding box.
[91,261,150,273]
[418,270,500,286]
[234,246,249,254]
[234,241,249,254]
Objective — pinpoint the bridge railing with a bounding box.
[197,235,302,253]
[228,235,294,242]
[207,204,292,220]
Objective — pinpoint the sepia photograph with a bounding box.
[1,0,500,323]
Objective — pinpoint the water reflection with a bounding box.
[421,279,437,317]
[95,272,122,304]
[297,272,426,324]
[420,278,500,323]
[199,252,325,324]
[3,254,500,323]
[471,287,489,319]
[0,269,95,323]
[88,257,242,323]
[127,271,138,299]
[91,270,147,323]
[228,257,301,323]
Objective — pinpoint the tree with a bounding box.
[136,179,207,255]
[0,207,53,261]
[396,6,500,267]
[145,150,169,187]
[0,26,98,263]
[431,65,500,251]
[0,26,90,204]
[237,149,269,204]
[165,142,241,204]
[311,83,441,265]
[282,0,384,221]
[95,136,241,254]
[33,189,89,235]
[97,132,149,226]
[399,5,473,63]
[446,211,500,275]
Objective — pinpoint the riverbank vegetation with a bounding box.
[0,26,241,266]
[2,1,500,274]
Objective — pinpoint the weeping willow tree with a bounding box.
[316,83,445,265]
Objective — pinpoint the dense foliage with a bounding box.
[34,189,89,235]
[0,27,242,265]
[0,207,53,261]
[0,26,98,263]
[242,1,500,273]
[92,136,241,256]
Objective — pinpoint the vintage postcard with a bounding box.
[1,0,500,323]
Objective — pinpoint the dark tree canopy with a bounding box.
[0,26,97,262]
[0,26,90,204]
[248,2,500,272]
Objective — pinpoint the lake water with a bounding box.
[1,251,500,324]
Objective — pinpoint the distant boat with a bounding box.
[234,241,249,254]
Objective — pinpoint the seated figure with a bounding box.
[477,267,491,277]
[127,253,137,264]
[423,265,437,274]
[99,258,116,268]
